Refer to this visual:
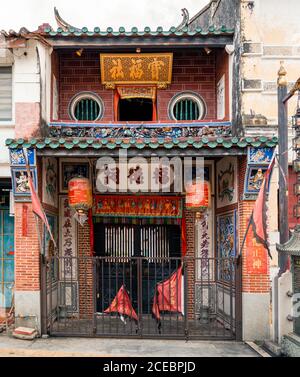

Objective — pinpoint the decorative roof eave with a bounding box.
[5,136,278,152]
[46,34,234,49]
[276,226,300,256]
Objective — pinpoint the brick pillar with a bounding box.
[14,202,42,331]
[185,209,195,320]
[78,221,93,319]
[238,156,270,340]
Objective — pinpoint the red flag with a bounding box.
[28,175,57,248]
[250,154,275,255]
[152,266,183,320]
[104,285,138,321]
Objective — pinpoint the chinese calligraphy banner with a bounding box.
[59,196,78,280]
[245,228,268,275]
[100,53,173,88]
[94,195,183,218]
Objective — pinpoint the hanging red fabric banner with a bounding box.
[104,285,138,322]
[152,266,183,321]
[94,195,183,218]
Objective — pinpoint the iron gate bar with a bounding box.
[45,255,241,340]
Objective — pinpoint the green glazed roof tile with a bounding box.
[5,135,278,152]
[149,142,159,149]
[65,142,74,149]
[237,140,248,148]
[207,141,218,148]
[250,141,262,147]
[223,141,233,148]
[78,142,88,148]
[43,25,234,38]
[92,143,102,149]
[192,141,204,149]
[5,139,13,146]
[49,141,59,148]
[178,142,188,149]
[107,142,117,149]
[36,142,46,149]
[30,138,37,145]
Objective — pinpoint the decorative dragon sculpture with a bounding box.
[54,7,80,32]
[176,8,189,31]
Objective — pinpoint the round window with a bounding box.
[168,92,206,121]
[69,92,104,121]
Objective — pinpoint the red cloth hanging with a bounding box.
[88,208,95,256]
[104,285,138,321]
[152,266,183,321]
[152,98,157,121]
[113,90,120,121]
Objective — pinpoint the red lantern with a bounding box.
[186,180,210,209]
[68,176,93,214]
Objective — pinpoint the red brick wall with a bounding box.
[185,209,196,320]
[288,166,298,229]
[78,222,93,318]
[238,156,270,293]
[14,202,41,291]
[157,50,216,121]
[58,50,217,121]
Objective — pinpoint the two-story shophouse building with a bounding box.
[1,5,278,341]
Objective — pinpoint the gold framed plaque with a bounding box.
[100,53,173,88]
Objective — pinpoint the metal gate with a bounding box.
[44,254,242,340]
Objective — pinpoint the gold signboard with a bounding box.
[100,53,173,89]
[117,85,156,100]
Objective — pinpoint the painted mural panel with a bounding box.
[42,157,58,208]
[217,211,237,280]
[216,157,238,208]
[9,148,36,166]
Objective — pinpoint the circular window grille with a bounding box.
[69,92,104,121]
[168,92,206,121]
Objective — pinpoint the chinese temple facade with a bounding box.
[1,4,280,341]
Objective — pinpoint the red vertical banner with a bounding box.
[22,204,28,237]
[245,228,268,274]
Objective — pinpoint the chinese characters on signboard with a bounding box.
[100,53,173,88]
[94,195,183,218]
[59,196,77,280]
[245,229,268,274]
[95,157,178,193]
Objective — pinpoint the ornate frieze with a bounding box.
[48,123,232,139]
